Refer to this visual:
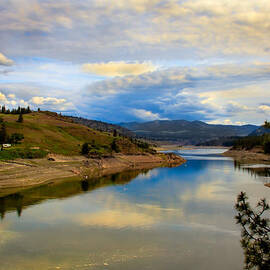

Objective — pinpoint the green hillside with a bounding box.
[0,111,152,159]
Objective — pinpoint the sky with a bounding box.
[0,0,270,125]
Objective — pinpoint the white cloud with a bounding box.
[7,94,15,99]
[207,119,248,125]
[132,109,168,121]
[82,61,157,77]
[19,99,28,107]
[0,52,14,66]
[259,105,270,114]
[0,92,7,102]
[3,0,270,62]
[9,100,17,106]
[224,101,249,113]
[30,96,66,105]
[28,96,74,112]
[2,57,270,124]
[79,62,270,123]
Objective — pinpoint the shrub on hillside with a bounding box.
[81,143,90,155]
[9,133,24,144]
[17,113,23,123]
[0,148,47,160]
[111,139,120,153]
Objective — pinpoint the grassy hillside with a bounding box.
[0,111,152,159]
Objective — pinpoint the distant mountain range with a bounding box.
[119,120,258,145]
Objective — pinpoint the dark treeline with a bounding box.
[0,105,31,115]
[0,105,30,145]
[233,134,270,152]
[0,121,24,145]
[232,121,270,154]
[196,136,241,147]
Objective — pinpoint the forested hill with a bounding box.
[67,116,134,137]
[119,120,258,144]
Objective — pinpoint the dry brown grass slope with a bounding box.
[0,111,119,156]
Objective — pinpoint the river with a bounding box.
[0,148,269,270]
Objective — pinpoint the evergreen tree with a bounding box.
[26,106,31,113]
[10,133,24,144]
[264,121,270,129]
[17,113,23,123]
[235,192,270,270]
[1,105,5,114]
[0,123,7,144]
[113,129,118,137]
[264,141,270,154]
[111,139,120,153]
[81,143,89,155]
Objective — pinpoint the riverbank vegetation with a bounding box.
[232,134,270,153]
[232,122,270,154]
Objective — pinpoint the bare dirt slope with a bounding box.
[0,153,185,189]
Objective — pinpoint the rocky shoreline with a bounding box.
[223,149,270,188]
[223,149,270,163]
[0,152,186,190]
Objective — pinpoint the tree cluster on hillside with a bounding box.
[196,136,241,147]
[233,135,270,152]
[232,122,270,154]
[0,119,24,145]
[81,134,153,157]
[235,192,270,270]
[0,105,31,115]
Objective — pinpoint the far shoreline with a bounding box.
[222,149,270,164]
[155,145,229,151]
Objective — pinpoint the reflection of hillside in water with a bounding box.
[0,169,150,220]
[234,161,270,184]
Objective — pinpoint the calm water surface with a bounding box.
[0,148,269,270]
